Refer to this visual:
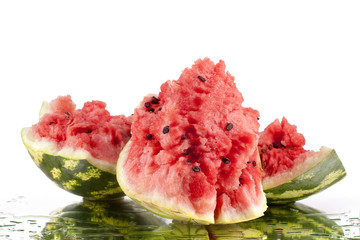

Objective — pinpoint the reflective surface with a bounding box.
[1,195,359,239]
[1,0,360,239]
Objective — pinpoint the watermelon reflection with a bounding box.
[39,197,165,239]
[40,199,343,239]
[207,203,344,239]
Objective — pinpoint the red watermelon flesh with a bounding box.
[258,117,316,179]
[32,95,132,167]
[118,58,267,224]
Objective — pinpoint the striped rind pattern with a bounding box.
[265,149,346,204]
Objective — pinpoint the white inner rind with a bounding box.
[215,197,267,224]
[262,146,333,190]
[21,127,116,174]
[39,100,51,119]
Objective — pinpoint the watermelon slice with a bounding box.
[258,117,346,203]
[21,95,132,199]
[117,58,267,224]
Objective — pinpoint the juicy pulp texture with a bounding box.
[118,58,267,224]
[258,118,346,200]
[258,117,315,178]
[32,95,132,167]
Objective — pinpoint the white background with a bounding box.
[0,1,359,215]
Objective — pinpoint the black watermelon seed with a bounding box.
[87,129,92,133]
[158,107,162,111]
[252,160,256,167]
[257,117,260,120]
[147,108,155,112]
[49,122,54,125]
[268,144,273,150]
[198,75,206,82]
[239,177,243,185]
[181,135,187,140]
[225,123,233,131]
[247,161,251,164]
[151,96,159,104]
[280,143,286,148]
[222,157,230,164]
[162,125,170,134]
[192,166,201,172]
[186,160,191,164]
[144,102,151,108]
[146,134,152,140]
[183,149,189,155]
[261,149,267,154]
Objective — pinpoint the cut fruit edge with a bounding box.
[215,199,267,225]
[39,100,51,119]
[264,147,346,203]
[262,146,341,190]
[117,140,267,225]
[21,127,117,174]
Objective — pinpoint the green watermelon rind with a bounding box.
[264,147,346,204]
[117,141,267,225]
[21,127,123,200]
[39,100,51,119]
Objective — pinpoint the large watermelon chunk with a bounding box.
[117,58,267,224]
[258,117,346,203]
[21,95,132,199]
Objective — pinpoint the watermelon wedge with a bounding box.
[258,117,346,203]
[117,58,267,224]
[21,95,132,199]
